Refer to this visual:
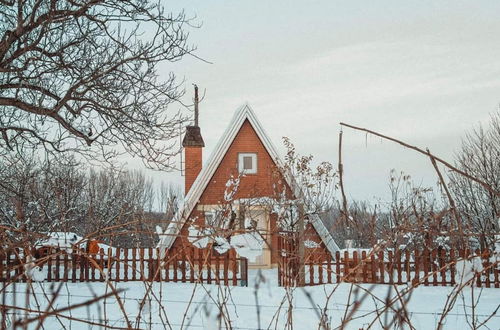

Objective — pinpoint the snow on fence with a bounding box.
[279,248,500,287]
[0,247,248,286]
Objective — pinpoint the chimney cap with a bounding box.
[182,126,205,147]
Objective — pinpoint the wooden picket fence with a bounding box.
[0,247,248,286]
[279,247,500,288]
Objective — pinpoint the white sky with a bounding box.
[128,1,500,203]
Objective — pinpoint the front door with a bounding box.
[247,210,271,268]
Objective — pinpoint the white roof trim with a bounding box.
[158,103,339,257]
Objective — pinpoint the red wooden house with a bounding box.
[159,103,339,268]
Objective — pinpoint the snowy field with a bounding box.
[2,270,499,329]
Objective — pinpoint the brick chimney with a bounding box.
[182,85,205,195]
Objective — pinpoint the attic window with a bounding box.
[238,153,257,174]
[205,211,216,227]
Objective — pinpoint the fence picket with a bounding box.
[63,252,69,282]
[198,248,204,284]
[378,251,385,284]
[124,249,129,282]
[207,250,211,284]
[71,248,77,283]
[396,250,402,284]
[99,248,104,282]
[318,254,324,284]
[139,248,145,281]
[449,249,455,286]
[232,251,238,286]
[132,248,137,281]
[484,250,491,288]
[475,249,482,288]
[190,248,195,283]
[47,247,53,282]
[335,251,340,283]
[414,250,420,286]
[423,249,429,286]
[223,252,229,286]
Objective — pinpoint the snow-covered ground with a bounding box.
[2,269,499,329]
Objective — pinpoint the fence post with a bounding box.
[47,247,53,282]
[165,249,171,282]
[475,249,482,288]
[206,249,211,284]
[396,250,402,284]
[309,257,314,285]
[197,248,203,284]
[493,252,499,289]
[439,249,446,286]
[79,249,85,282]
[147,247,153,282]
[423,249,430,286]
[449,249,456,286]
[370,252,376,283]
[99,248,104,282]
[378,250,385,284]
[63,252,68,282]
[173,248,178,282]
[343,251,349,282]
[71,248,77,283]
[335,251,340,283]
[124,249,129,282]
[318,254,324,285]
[223,252,229,286]
[244,258,248,286]
[0,249,4,283]
[404,250,410,284]
[132,248,137,281]
[388,250,394,284]
[484,249,491,288]
[232,251,238,286]
[115,248,121,282]
[139,248,145,281]
[327,254,332,284]
[181,248,187,283]
[89,251,95,282]
[414,249,420,286]
[353,250,359,283]
[431,250,438,286]
[361,251,367,283]
[156,248,161,282]
[55,249,61,281]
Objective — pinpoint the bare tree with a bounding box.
[450,111,500,248]
[0,0,196,169]
[0,153,86,242]
[0,153,174,247]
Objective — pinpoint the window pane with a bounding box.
[243,156,253,170]
[205,213,214,226]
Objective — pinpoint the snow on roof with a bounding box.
[37,232,83,248]
[158,103,340,256]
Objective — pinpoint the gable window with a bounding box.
[238,153,257,174]
[205,211,216,227]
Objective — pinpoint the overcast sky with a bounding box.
[130,1,500,203]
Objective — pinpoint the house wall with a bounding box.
[173,119,330,266]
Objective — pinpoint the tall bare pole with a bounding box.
[194,84,199,127]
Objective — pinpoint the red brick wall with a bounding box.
[184,146,202,195]
[173,119,330,264]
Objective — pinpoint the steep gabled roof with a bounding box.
[159,103,339,256]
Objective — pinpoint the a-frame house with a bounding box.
[159,103,339,268]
